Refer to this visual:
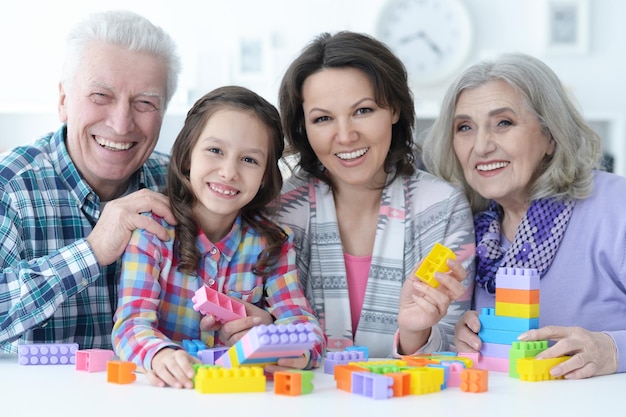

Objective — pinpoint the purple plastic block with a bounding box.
[75,349,115,372]
[324,350,366,374]
[480,342,512,359]
[495,267,539,290]
[192,286,246,323]
[217,323,317,367]
[198,347,229,365]
[18,343,79,365]
[351,372,393,400]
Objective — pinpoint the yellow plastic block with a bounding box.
[194,366,266,393]
[415,243,456,288]
[517,356,570,382]
[404,367,444,395]
[495,301,540,318]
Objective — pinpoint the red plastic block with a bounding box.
[75,349,115,372]
[107,360,137,384]
[460,369,488,392]
[192,285,246,323]
[18,343,79,365]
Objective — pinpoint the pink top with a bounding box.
[344,253,372,336]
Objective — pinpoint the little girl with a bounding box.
[112,86,325,388]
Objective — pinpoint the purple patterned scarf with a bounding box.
[475,198,575,294]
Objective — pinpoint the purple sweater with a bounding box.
[474,170,626,373]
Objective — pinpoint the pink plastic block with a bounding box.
[75,349,115,372]
[192,286,246,323]
[473,355,509,372]
[18,343,79,365]
[442,362,465,388]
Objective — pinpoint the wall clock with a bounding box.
[376,0,474,86]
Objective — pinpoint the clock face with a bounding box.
[377,0,473,86]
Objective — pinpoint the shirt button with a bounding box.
[81,278,89,287]
[210,247,218,255]
[208,279,215,286]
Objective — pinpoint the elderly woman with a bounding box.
[423,52,626,379]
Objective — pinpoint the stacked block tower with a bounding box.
[475,267,540,374]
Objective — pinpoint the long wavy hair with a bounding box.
[278,31,418,189]
[167,86,286,277]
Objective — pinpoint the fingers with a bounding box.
[199,315,221,332]
[219,316,263,346]
[454,310,482,352]
[150,349,197,388]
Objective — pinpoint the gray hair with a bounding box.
[422,52,601,213]
[61,10,181,109]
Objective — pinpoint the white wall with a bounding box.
[1,0,624,173]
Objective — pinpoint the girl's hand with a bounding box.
[148,348,199,388]
[213,300,274,346]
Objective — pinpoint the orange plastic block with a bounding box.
[495,301,540,319]
[386,372,411,397]
[460,368,488,392]
[415,243,456,288]
[496,288,540,304]
[517,356,570,382]
[274,370,314,396]
[107,360,136,384]
[195,366,265,393]
[334,364,369,392]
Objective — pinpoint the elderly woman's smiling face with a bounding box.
[452,79,555,212]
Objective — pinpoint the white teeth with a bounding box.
[210,183,238,196]
[95,137,133,150]
[336,148,368,160]
[477,161,509,171]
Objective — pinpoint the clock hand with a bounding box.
[397,31,443,56]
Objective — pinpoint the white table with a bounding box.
[1,353,620,416]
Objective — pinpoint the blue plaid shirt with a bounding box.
[0,125,169,353]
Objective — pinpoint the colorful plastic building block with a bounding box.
[274,370,314,396]
[216,323,317,368]
[18,343,79,365]
[386,372,412,397]
[509,340,549,378]
[75,349,115,372]
[197,347,229,365]
[351,372,394,400]
[334,364,369,392]
[517,356,570,382]
[415,243,456,288]
[182,339,207,357]
[324,350,366,374]
[192,285,246,323]
[345,345,369,360]
[460,369,488,392]
[404,367,444,395]
[107,360,137,384]
[194,366,265,393]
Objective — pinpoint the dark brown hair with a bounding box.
[167,86,286,276]
[278,31,418,189]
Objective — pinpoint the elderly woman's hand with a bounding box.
[518,326,618,379]
[397,259,467,354]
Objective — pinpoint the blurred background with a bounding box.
[0,0,623,174]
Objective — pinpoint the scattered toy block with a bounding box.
[107,360,136,384]
[195,366,265,393]
[182,339,207,357]
[18,343,79,365]
[324,350,366,374]
[352,372,394,400]
[75,349,115,372]
[274,370,314,396]
[197,347,229,365]
[517,356,570,382]
[509,340,549,378]
[460,368,488,392]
